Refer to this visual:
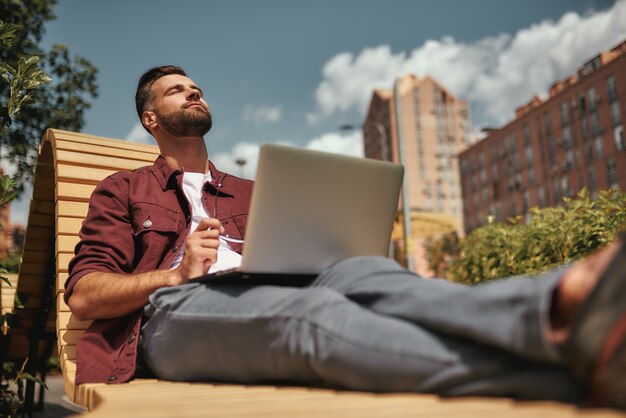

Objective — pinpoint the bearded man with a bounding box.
[65,65,626,410]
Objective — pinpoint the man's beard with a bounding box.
[156,107,213,137]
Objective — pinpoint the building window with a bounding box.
[563,126,572,149]
[561,176,570,197]
[480,168,487,186]
[528,166,536,185]
[544,112,553,138]
[615,126,625,151]
[585,143,593,163]
[579,95,587,115]
[525,146,533,167]
[608,75,617,102]
[523,123,531,146]
[611,101,622,127]
[595,137,603,159]
[589,87,598,112]
[537,186,546,208]
[581,118,589,142]
[588,167,596,193]
[560,101,569,127]
[565,150,574,170]
[553,179,561,204]
[523,191,530,213]
[591,113,601,137]
[607,158,618,189]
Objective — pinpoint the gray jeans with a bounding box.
[140,256,580,402]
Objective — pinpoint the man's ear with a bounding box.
[142,110,157,131]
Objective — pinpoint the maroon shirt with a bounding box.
[65,156,253,384]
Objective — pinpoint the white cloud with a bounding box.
[212,142,262,179]
[242,105,282,124]
[125,122,157,144]
[305,131,363,157]
[211,131,364,179]
[307,1,626,126]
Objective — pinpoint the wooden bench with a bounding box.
[12,128,626,417]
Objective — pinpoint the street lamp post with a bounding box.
[235,158,247,178]
[393,78,415,272]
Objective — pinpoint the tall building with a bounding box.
[363,75,472,276]
[459,40,626,233]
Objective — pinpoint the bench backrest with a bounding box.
[16,129,159,402]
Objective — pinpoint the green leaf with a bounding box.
[0,275,11,286]
[21,373,48,390]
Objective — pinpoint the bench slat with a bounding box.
[55,139,158,162]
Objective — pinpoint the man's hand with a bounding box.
[175,217,224,283]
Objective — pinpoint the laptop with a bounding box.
[195,143,404,285]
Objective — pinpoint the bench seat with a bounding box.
[11,129,625,417]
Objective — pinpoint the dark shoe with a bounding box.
[564,233,626,409]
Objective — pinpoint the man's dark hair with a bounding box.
[135,65,187,132]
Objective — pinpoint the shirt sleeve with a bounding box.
[64,173,134,303]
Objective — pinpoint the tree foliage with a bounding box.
[0,0,98,195]
[424,232,461,278]
[0,3,82,414]
[426,188,626,285]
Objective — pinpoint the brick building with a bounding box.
[363,74,472,275]
[459,40,626,233]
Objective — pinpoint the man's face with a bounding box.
[147,74,212,137]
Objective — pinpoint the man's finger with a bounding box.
[194,217,223,232]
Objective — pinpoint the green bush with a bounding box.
[0,254,20,274]
[428,188,626,285]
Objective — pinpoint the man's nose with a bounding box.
[187,89,200,101]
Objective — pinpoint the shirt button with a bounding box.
[143,220,153,228]
[171,246,178,253]
[127,333,135,344]
[107,375,117,382]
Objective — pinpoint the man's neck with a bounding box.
[157,134,209,173]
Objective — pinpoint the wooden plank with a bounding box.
[57,200,89,218]
[56,150,152,172]
[57,311,92,332]
[63,367,77,403]
[19,262,48,276]
[32,176,56,199]
[57,235,79,253]
[58,329,84,346]
[24,225,54,241]
[57,181,96,201]
[55,140,158,162]
[57,217,84,235]
[57,293,70,312]
[50,130,159,154]
[16,273,45,293]
[29,199,55,215]
[57,164,118,184]
[21,249,51,265]
[57,273,69,294]
[21,236,53,253]
[60,344,77,362]
[24,212,54,227]
[82,391,626,418]
[57,253,73,273]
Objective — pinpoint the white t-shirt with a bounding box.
[168,171,243,274]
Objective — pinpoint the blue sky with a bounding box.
[8,0,626,224]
